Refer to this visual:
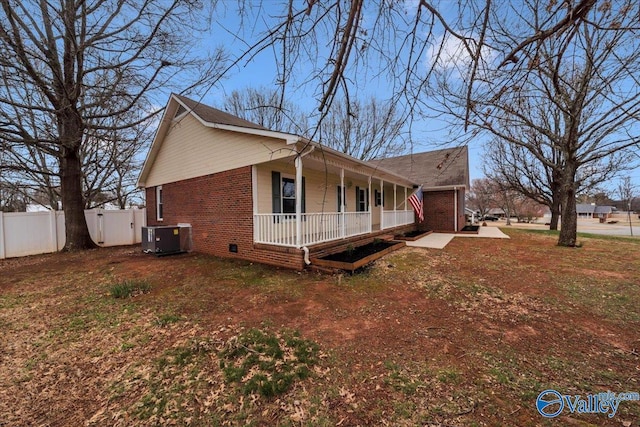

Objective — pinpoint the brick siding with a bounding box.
[145,167,418,270]
[145,166,305,270]
[420,190,465,232]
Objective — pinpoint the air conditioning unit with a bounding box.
[142,226,185,255]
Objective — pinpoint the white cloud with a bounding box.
[426,33,495,80]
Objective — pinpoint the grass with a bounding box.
[523,227,639,243]
[219,327,321,397]
[109,279,151,299]
[155,313,182,326]
[1,230,639,426]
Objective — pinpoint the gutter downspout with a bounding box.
[295,145,315,266]
[302,246,311,265]
[454,187,458,232]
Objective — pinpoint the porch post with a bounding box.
[340,168,345,238]
[368,176,372,232]
[405,187,408,224]
[404,187,407,210]
[0,211,4,259]
[393,184,397,228]
[295,156,303,247]
[379,179,384,230]
[252,165,258,243]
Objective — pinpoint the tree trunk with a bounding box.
[558,165,578,246]
[549,172,562,230]
[60,146,96,251]
[549,193,561,230]
[58,105,96,251]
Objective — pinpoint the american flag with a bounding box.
[408,186,424,222]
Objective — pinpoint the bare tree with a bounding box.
[466,178,496,218]
[434,0,640,246]
[222,86,309,134]
[222,88,409,161]
[221,1,606,137]
[617,176,636,236]
[0,1,224,250]
[319,97,408,160]
[513,196,546,223]
[484,135,631,230]
[80,102,154,209]
[0,180,27,212]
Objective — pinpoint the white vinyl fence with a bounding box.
[0,208,146,259]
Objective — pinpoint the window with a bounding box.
[282,177,296,214]
[355,186,368,212]
[271,171,305,217]
[337,185,346,212]
[156,186,163,221]
[374,189,384,207]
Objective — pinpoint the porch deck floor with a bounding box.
[406,226,510,249]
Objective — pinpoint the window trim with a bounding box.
[356,186,369,212]
[281,174,296,215]
[156,185,163,221]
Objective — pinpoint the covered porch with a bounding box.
[252,148,417,248]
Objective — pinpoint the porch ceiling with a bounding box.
[301,151,416,188]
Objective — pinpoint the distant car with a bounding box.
[483,215,499,221]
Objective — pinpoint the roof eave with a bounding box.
[422,184,468,191]
[136,96,179,188]
[309,143,419,187]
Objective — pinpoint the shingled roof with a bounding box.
[369,146,469,189]
[173,94,268,131]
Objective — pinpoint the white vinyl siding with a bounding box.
[144,114,293,187]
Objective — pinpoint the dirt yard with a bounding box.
[1,228,638,426]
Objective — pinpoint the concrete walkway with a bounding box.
[406,226,510,249]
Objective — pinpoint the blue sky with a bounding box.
[183,2,637,194]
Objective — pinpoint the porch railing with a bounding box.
[254,212,371,247]
[382,210,415,229]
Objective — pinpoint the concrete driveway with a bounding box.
[407,226,510,249]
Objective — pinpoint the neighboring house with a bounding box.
[138,94,422,270]
[576,203,596,218]
[465,207,479,224]
[487,207,506,218]
[576,204,616,219]
[369,147,469,232]
[594,205,615,219]
[26,202,63,212]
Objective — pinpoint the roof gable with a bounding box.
[576,204,596,214]
[173,94,268,130]
[137,94,421,189]
[137,94,299,187]
[368,146,469,189]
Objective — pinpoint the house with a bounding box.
[576,204,616,219]
[368,147,469,232]
[576,203,596,218]
[594,205,615,219]
[137,94,426,270]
